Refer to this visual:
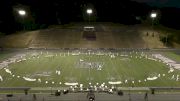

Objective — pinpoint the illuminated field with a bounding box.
[0,50,180,88]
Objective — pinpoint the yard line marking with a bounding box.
[108,53,121,81]
[78,54,83,84]
[67,53,77,83]
[95,54,103,85]
[102,53,113,81]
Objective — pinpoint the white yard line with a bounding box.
[87,54,92,82]
[95,55,104,84]
[102,54,114,81]
[62,52,75,83]
[108,53,121,80]
[77,55,83,84]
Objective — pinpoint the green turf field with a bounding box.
[0,50,180,88]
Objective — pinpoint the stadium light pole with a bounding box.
[87,8,93,24]
[150,12,157,36]
[18,9,27,30]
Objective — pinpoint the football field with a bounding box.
[0,49,180,88]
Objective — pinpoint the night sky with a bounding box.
[132,0,180,8]
[0,0,180,34]
[0,0,149,26]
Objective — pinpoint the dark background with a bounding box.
[0,0,180,34]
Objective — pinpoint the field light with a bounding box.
[151,13,157,18]
[86,8,93,24]
[87,9,93,15]
[150,12,157,35]
[18,10,26,16]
